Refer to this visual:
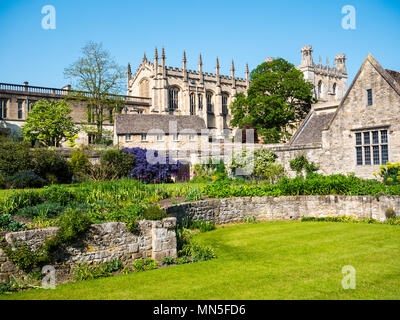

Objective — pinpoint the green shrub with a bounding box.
[40,185,76,206]
[142,206,166,220]
[31,148,72,184]
[0,140,33,177]
[5,171,47,189]
[73,262,111,281]
[15,202,64,219]
[104,258,124,273]
[385,208,396,219]
[132,258,158,272]
[69,148,91,179]
[181,240,216,262]
[289,154,318,178]
[180,217,216,233]
[55,209,92,244]
[100,149,135,178]
[1,242,45,272]
[161,256,176,265]
[175,256,191,265]
[0,214,27,231]
[184,189,202,202]
[243,216,257,224]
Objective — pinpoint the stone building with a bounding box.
[269,53,400,179]
[114,113,208,151]
[297,45,348,102]
[0,82,150,145]
[126,48,249,140]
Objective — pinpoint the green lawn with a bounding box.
[2,221,400,300]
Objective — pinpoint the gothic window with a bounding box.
[206,92,213,113]
[367,89,373,106]
[190,93,196,115]
[88,105,96,123]
[17,100,23,119]
[332,83,337,95]
[222,94,228,115]
[317,81,322,99]
[355,129,388,166]
[0,99,7,119]
[139,79,150,97]
[27,99,36,112]
[168,87,179,114]
[198,94,203,110]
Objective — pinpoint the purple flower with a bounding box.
[5,185,11,189]
[42,198,47,202]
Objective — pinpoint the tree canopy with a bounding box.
[22,99,78,147]
[230,58,316,143]
[64,41,125,141]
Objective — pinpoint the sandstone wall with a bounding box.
[0,218,176,283]
[167,195,400,225]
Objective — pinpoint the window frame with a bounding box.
[355,129,388,166]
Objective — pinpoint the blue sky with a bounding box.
[0,0,399,89]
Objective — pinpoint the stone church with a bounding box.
[124,46,348,141]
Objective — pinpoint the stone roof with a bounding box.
[386,69,400,85]
[115,114,207,134]
[290,112,335,145]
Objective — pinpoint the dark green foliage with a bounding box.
[289,154,318,178]
[0,139,33,177]
[162,256,176,265]
[175,256,191,265]
[31,148,72,184]
[5,171,47,189]
[15,202,64,219]
[180,240,216,263]
[180,217,216,233]
[55,209,92,244]
[0,214,27,231]
[301,215,400,225]
[142,206,166,220]
[385,208,396,219]
[230,58,316,143]
[1,242,46,272]
[202,174,400,199]
[104,259,124,273]
[100,149,135,178]
[132,258,158,272]
[41,185,76,206]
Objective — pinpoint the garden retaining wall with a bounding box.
[166,195,400,224]
[0,218,177,283]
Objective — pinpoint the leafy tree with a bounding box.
[289,154,319,178]
[230,58,316,143]
[64,41,125,141]
[22,99,78,147]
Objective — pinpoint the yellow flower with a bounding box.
[379,165,385,170]
[387,177,393,182]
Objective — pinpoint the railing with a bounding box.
[0,83,151,105]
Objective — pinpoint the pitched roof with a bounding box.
[115,114,207,134]
[325,54,400,130]
[386,69,400,85]
[290,111,335,145]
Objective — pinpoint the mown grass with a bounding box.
[2,221,400,300]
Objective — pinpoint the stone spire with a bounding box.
[161,47,166,78]
[183,50,188,82]
[231,59,236,89]
[216,57,220,86]
[335,53,347,73]
[245,63,250,89]
[199,54,204,84]
[142,52,147,62]
[127,62,132,79]
[300,45,314,66]
[154,47,158,78]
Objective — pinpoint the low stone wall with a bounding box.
[166,195,400,224]
[0,218,176,283]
